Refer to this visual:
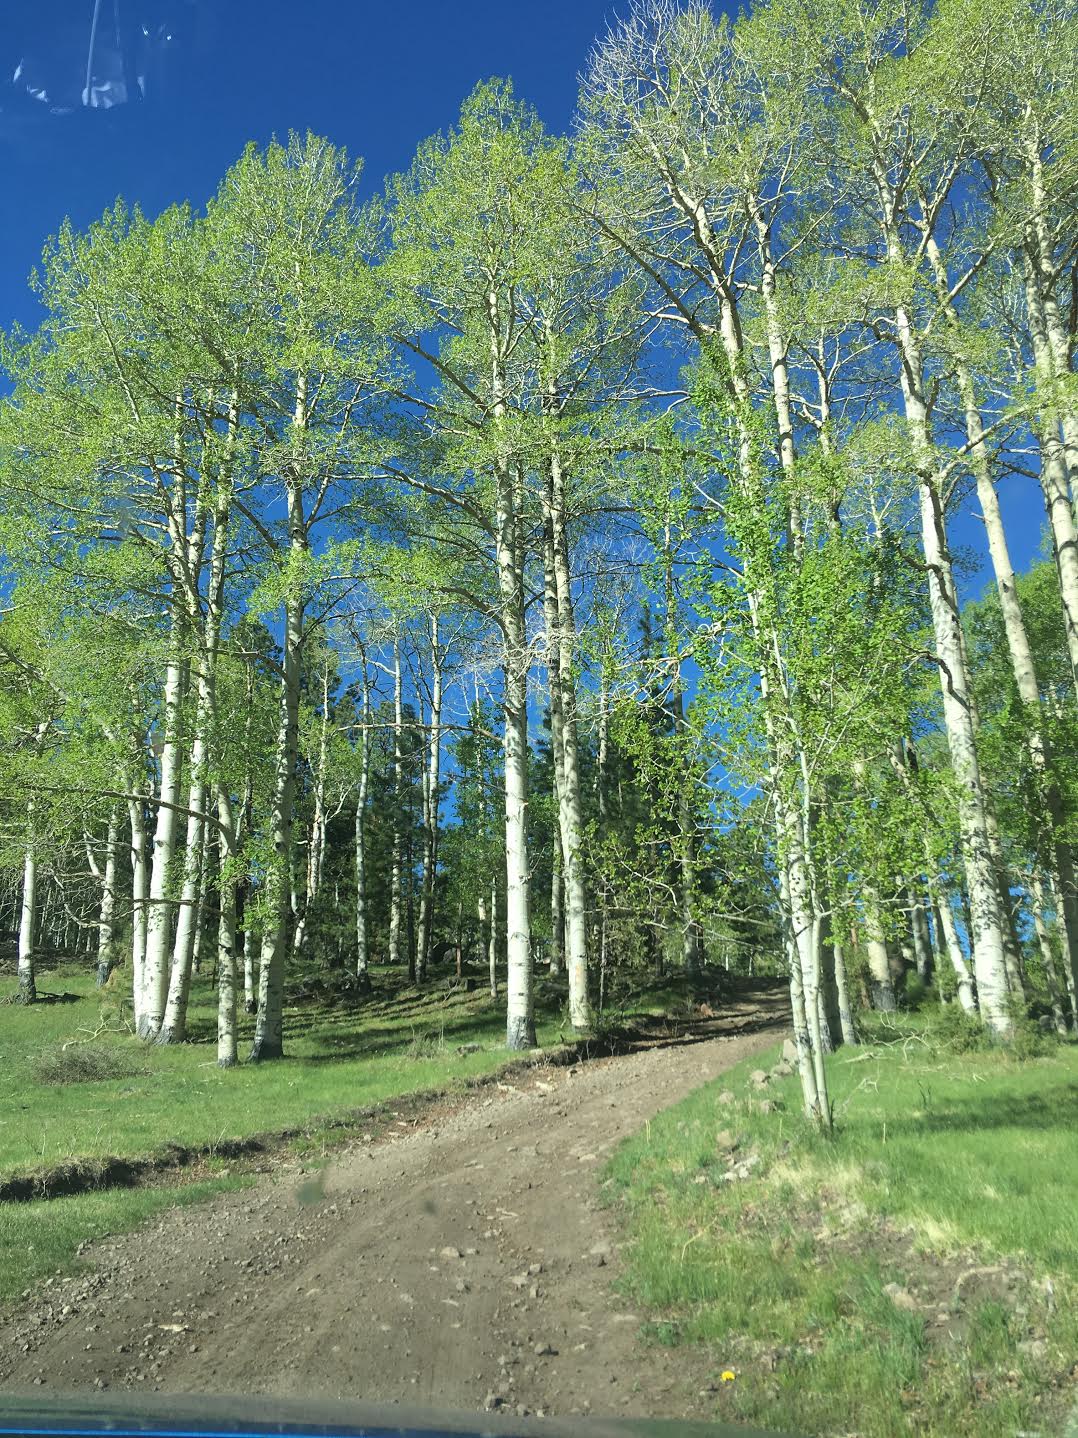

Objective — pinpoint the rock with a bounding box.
[439,1246,462,1260]
[770,1061,794,1079]
[1018,1338,1048,1361]
[483,1392,502,1412]
[781,1038,798,1064]
[883,1282,918,1312]
[715,1129,739,1153]
[527,1262,543,1276]
[749,1069,769,1086]
[717,1090,736,1106]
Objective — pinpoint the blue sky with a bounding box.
[1,0,1046,594]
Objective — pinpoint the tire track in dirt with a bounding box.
[0,989,787,1424]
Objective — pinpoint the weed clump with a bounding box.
[31,1044,147,1087]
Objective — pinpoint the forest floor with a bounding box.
[0,974,786,1426]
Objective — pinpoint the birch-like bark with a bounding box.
[908,890,934,984]
[890,306,1010,1032]
[241,915,258,1015]
[252,376,308,1062]
[542,524,567,981]
[932,887,977,1013]
[547,444,589,1029]
[488,876,498,998]
[416,615,443,984]
[216,777,239,1068]
[925,221,1078,996]
[95,807,121,986]
[292,660,331,963]
[863,888,897,1011]
[16,803,38,1005]
[831,933,858,1046]
[355,666,372,988]
[127,792,149,1020]
[139,637,185,1039]
[160,449,233,1043]
[550,841,564,978]
[1029,870,1069,1036]
[387,640,404,970]
[1026,264,1078,694]
[486,284,534,1049]
[500,508,534,1048]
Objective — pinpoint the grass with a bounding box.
[0,963,569,1178]
[0,958,707,1301]
[604,1010,1078,1438]
[0,1175,250,1301]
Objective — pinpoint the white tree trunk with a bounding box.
[355,670,371,988]
[16,805,38,1005]
[139,641,185,1039]
[417,616,442,983]
[95,806,121,986]
[1029,871,1069,1036]
[902,355,1011,1036]
[487,877,498,998]
[127,793,149,1022]
[500,560,534,1050]
[550,476,589,1029]
[1024,250,1078,700]
[216,778,239,1068]
[252,379,308,1061]
[388,640,404,970]
[933,889,977,1014]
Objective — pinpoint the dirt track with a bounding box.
[0,988,786,1424]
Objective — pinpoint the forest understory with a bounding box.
[0,966,1075,1438]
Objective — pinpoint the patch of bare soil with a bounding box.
[0,986,787,1424]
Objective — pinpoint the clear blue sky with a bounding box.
[2,0,1045,592]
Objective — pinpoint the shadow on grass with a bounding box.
[850,1083,1078,1139]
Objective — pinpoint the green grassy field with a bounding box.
[0,966,564,1177]
[605,1013,1078,1438]
[0,959,700,1301]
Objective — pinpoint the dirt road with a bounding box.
[0,990,785,1424]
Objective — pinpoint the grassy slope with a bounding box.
[0,961,695,1300]
[605,1014,1078,1438]
[0,965,570,1175]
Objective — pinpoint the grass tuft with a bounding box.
[30,1043,148,1087]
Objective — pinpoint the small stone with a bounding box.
[717,1090,736,1106]
[750,1069,769,1086]
[527,1262,543,1276]
[715,1129,738,1153]
[782,1038,797,1063]
[439,1246,462,1260]
[883,1283,918,1312]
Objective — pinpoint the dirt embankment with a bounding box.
[0,986,787,1424]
